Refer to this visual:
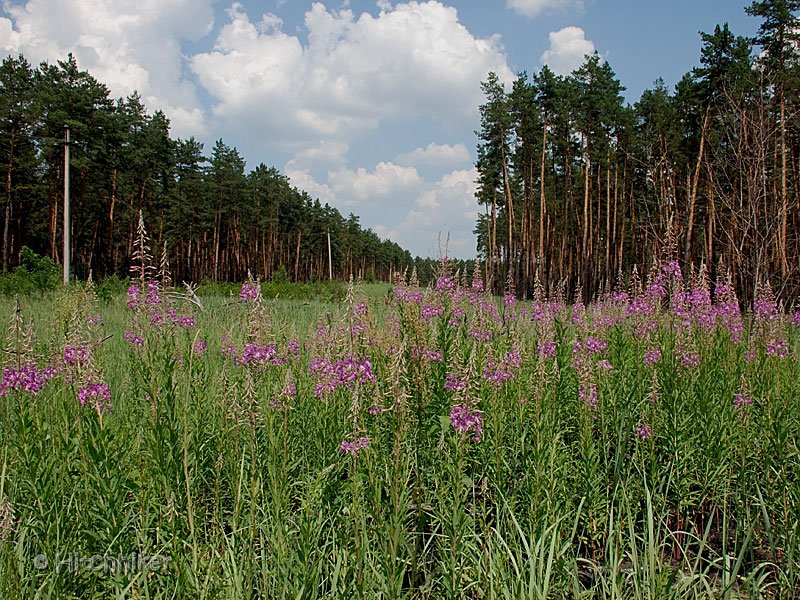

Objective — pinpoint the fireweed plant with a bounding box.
[0,259,798,598]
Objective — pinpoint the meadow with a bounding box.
[0,262,798,599]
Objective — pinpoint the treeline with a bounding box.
[476,0,800,302]
[0,54,422,284]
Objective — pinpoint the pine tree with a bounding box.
[746,0,800,276]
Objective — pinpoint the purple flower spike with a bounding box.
[78,382,112,414]
[63,346,91,366]
[584,337,607,354]
[450,403,483,442]
[339,436,370,456]
[635,423,652,441]
[733,392,753,413]
[643,349,661,365]
[0,364,58,396]
[579,383,598,410]
[239,282,260,302]
[435,276,456,293]
[766,339,789,358]
[124,331,144,347]
[420,305,444,322]
[445,372,467,392]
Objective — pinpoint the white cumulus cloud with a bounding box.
[285,140,350,172]
[285,168,337,206]
[376,167,478,257]
[191,1,513,148]
[0,0,213,138]
[328,161,421,203]
[540,26,595,75]
[285,164,479,257]
[288,160,421,209]
[396,142,471,166]
[506,0,584,19]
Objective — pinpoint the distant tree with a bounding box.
[571,53,626,297]
[33,54,114,274]
[0,55,35,271]
[206,139,246,280]
[746,0,800,276]
[476,71,514,293]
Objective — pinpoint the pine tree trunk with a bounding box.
[490,191,497,292]
[605,159,611,285]
[685,107,711,265]
[213,210,220,281]
[582,132,591,299]
[779,88,788,277]
[501,141,514,287]
[539,126,547,278]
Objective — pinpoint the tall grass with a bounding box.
[0,268,797,599]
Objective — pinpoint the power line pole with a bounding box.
[327,230,333,280]
[63,125,70,285]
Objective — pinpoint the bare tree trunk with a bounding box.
[501,142,514,287]
[582,132,591,298]
[685,107,711,265]
[213,210,220,281]
[3,130,15,271]
[50,172,58,261]
[294,231,301,281]
[706,162,715,266]
[605,157,611,285]
[490,191,497,292]
[779,88,788,277]
[539,126,547,276]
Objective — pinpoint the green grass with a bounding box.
[0,280,797,598]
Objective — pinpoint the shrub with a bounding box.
[0,246,61,296]
[95,274,129,303]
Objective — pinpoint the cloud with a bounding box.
[285,163,479,257]
[285,168,337,206]
[540,26,595,75]
[285,140,350,172]
[191,1,514,146]
[328,161,421,203]
[287,160,420,209]
[376,167,478,257]
[506,0,583,19]
[396,142,471,166]
[0,0,213,138]
[1,0,500,257]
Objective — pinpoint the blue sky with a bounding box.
[1,0,760,258]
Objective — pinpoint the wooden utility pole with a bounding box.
[327,230,333,280]
[63,125,70,285]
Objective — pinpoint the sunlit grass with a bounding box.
[0,275,797,598]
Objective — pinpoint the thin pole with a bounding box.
[327,230,333,280]
[63,125,70,285]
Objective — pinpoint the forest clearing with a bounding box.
[0,256,797,598]
[2,0,800,597]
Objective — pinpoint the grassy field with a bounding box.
[0,271,798,599]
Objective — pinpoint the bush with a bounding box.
[195,279,240,297]
[0,247,61,296]
[193,278,346,302]
[271,266,289,284]
[95,274,129,303]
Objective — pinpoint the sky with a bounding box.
[0,0,761,258]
